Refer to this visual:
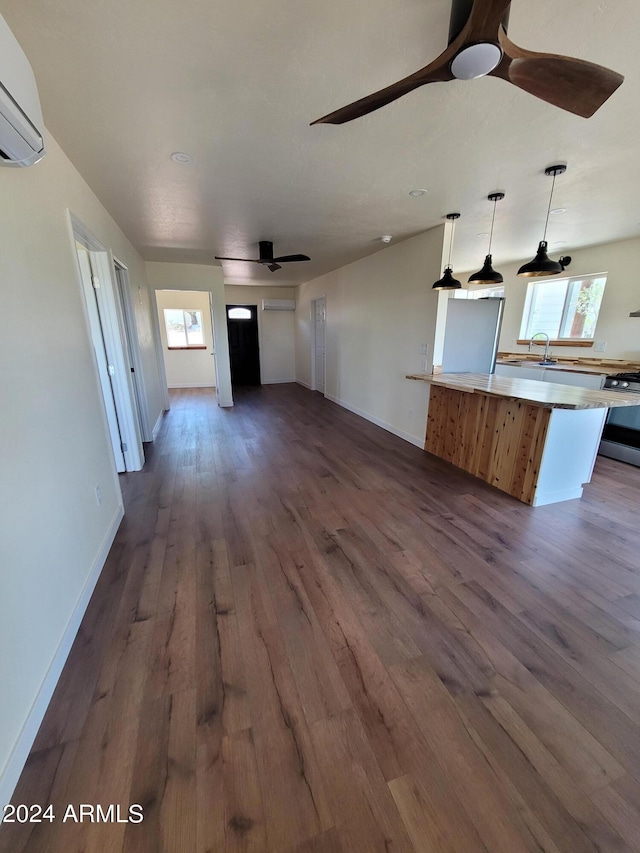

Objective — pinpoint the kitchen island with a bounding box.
[406,372,639,506]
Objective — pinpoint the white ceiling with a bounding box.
[2,0,639,285]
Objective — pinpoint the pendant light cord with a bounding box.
[447,219,454,267]
[542,170,558,243]
[488,197,497,255]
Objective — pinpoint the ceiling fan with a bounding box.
[215,240,311,273]
[311,0,624,125]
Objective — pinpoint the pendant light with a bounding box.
[468,192,505,284]
[518,165,572,277]
[433,213,461,290]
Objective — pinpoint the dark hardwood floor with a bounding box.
[3,384,640,852]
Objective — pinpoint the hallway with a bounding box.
[3,385,640,852]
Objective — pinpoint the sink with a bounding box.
[532,360,557,366]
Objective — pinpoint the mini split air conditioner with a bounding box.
[0,13,45,167]
[262,299,296,311]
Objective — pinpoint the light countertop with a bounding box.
[406,372,640,410]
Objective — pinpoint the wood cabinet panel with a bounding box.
[425,385,551,505]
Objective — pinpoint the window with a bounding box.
[453,286,505,300]
[519,273,607,342]
[227,306,252,320]
[468,285,505,300]
[163,309,205,349]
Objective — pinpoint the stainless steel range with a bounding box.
[599,372,640,466]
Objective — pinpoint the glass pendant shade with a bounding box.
[517,241,564,277]
[468,254,504,284]
[432,266,461,290]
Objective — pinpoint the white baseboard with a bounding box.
[531,486,584,507]
[151,410,164,441]
[262,378,296,385]
[296,378,312,390]
[167,383,216,389]
[0,504,124,814]
[324,393,424,449]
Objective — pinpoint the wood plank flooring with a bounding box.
[3,384,640,852]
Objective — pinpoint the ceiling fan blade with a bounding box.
[311,43,461,125]
[215,256,261,263]
[268,263,282,272]
[311,68,446,125]
[493,31,624,118]
[273,254,311,263]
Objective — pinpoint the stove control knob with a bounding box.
[610,380,619,386]
[621,381,630,388]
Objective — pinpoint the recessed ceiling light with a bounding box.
[171,151,193,164]
[409,189,428,197]
[550,207,566,214]
[476,232,489,238]
[554,240,567,246]
[380,235,393,243]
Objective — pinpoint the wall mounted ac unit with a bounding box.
[262,299,296,311]
[0,13,46,167]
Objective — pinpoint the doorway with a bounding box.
[226,305,261,386]
[311,296,326,394]
[156,290,216,390]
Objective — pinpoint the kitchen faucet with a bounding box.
[528,332,556,365]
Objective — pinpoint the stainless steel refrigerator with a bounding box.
[441,297,505,374]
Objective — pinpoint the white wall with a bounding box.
[295,227,446,447]
[146,262,233,406]
[461,235,640,361]
[225,285,296,384]
[0,132,164,805]
[156,289,216,388]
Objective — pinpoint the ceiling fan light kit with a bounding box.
[517,165,572,277]
[311,0,623,126]
[468,191,505,284]
[450,42,502,80]
[433,213,462,291]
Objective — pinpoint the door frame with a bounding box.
[310,295,326,394]
[68,212,145,472]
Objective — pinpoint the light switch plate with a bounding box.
[594,341,607,353]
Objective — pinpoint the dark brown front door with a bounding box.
[226,305,260,385]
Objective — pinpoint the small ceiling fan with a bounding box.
[311,0,624,125]
[215,241,310,273]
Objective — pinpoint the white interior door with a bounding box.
[313,297,326,394]
[114,262,149,440]
[76,247,126,472]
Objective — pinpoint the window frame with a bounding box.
[163,308,207,350]
[518,272,607,346]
